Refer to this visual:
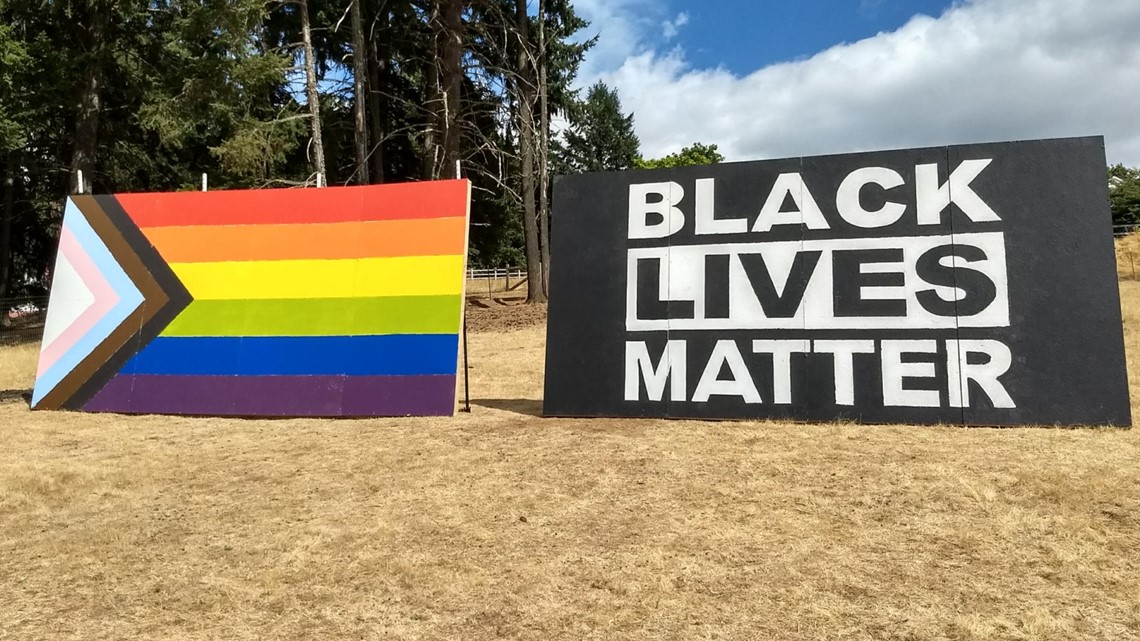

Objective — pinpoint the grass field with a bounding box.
[1,287,1139,640]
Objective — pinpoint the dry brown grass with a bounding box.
[1116,234,1140,280]
[0,341,38,391]
[2,288,1139,640]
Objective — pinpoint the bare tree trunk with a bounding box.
[439,0,462,180]
[421,2,440,180]
[0,155,14,300]
[367,12,386,183]
[70,0,110,194]
[299,0,326,185]
[423,0,462,181]
[537,0,550,297]
[350,0,369,183]
[515,0,544,304]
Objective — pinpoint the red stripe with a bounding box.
[116,180,469,228]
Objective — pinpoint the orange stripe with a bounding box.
[141,217,468,263]
[117,180,469,228]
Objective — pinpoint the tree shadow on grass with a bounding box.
[0,331,43,347]
[0,389,32,405]
[473,398,544,417]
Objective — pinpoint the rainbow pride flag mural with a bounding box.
[32,181,471,417]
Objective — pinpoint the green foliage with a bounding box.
[0,0,311,295]
[1109,164,1140,226]
[636,142,725,169]
[539,0,596,117]
[135,1,305,186]
[0,0,596,293]
[558,82,640,173]
[0,23,30,152]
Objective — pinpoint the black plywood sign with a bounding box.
[543,137,1131,426]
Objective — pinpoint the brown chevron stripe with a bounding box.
[33,196,162,409]
[67,195,192,409]
[33,195,191,410]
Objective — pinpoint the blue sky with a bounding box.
[666,0,956,74]
[567,0,1140,166]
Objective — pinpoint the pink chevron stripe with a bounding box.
[37,227,120,376]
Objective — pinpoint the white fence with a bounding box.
[465,267,527,298]
[467,267,526,280]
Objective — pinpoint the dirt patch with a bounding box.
[465,297,547,333]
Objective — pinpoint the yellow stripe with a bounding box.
[171,255,466,300]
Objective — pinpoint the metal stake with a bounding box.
[461,308,471,413]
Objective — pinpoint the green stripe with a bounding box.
[160,296,462,337]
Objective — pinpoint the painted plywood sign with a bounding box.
[544,137,1130,426]
[33,181,471,417]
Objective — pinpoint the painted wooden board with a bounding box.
[32,181,471,417]
[544,137,1130,426]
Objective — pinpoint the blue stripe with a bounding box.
[34,200,144,406]
[124,334,460,376]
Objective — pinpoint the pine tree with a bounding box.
[1109,164,1140,226]
[0,23,29,299]
[559,82,640,174]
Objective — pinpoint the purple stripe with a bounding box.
[83,374,457,417]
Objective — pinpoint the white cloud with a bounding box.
[578,0,1140,166]
[662,12,689,40]
[570,0,664,84]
